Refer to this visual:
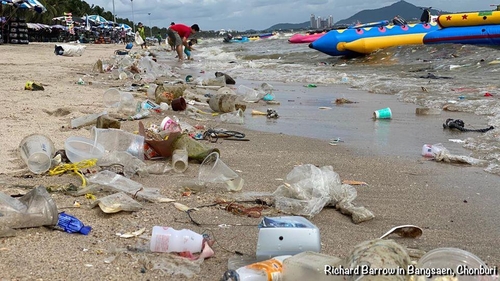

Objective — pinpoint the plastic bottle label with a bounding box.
[246,259,284,281]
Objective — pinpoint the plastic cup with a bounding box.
[103,88,136,113]
[198,152,244,191]
[18,134,55,174]
[172,149,188,173]
[171,97,187,111]
[373,107,392,119]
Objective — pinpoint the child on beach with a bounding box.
[184,39,197,60]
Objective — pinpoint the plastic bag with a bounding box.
[91,192,143,213]
[273,164,374,223]
[55,44,86,57]
[87,170,175,203]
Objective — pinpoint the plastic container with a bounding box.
[421,144,444,158]
[256,216,321,260]
[221,255,291,281]
[18,134,55,174]
[282,252,343,281]
[172,148,188,173]
[57,212,91,235]
[415,248,493,281]
[64,136,105,163]
[91,127,145,160]
[150,226,203,253]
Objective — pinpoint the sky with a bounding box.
[83,0,498,31]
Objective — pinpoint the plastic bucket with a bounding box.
[373,107,392,119]
[209,94,237,113]
[18,134,55,174]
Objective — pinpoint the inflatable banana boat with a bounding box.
[309,23,438,56]
[437,11,500,28]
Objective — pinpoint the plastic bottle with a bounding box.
[57,212,92,235]
[150,226,204,253]
[128,110,151,120]
[221,255,291,281]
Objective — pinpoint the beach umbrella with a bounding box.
[83,15,109,24]
[115,23,132,30]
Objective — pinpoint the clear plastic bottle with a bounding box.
[150,226,204,253]
[221,255,291,281]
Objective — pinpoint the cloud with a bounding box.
[84,0,494,31]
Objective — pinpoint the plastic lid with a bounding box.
[80,226,92,235]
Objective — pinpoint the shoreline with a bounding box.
[0,42,498,280]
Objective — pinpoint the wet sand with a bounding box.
[0,43,498,280]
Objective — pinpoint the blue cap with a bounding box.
[80,226,92,235]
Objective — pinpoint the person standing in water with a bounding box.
[167,23,200,62]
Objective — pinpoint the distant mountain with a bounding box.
[264,0,449,31]
[336,0,448,25]
[264,21,310,31]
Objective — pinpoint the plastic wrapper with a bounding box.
[273,164,374,222]
[434,147,488,166]
[91,192,143,213]
[87,170,175,203]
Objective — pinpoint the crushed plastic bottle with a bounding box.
[56,212,92,235]
[221,255,291,281]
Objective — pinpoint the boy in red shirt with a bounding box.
[167,23,200,62]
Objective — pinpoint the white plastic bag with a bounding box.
[55,44,86,57]
[273,164,374,223]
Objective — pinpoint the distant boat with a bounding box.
[223,36,250,43]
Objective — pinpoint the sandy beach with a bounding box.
[0,43,498,280]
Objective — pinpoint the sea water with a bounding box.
[157,35,500,175]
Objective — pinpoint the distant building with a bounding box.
[310,14,316,29]
[309,14,333,29]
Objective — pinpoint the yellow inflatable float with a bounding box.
[437,11,500,28]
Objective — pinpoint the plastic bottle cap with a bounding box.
[80,226,92,235]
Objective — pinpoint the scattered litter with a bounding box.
[273,164,374,223]
[24,81,44,91]
[304,84,317,88]
[174,202,199,212]
[266,108,279,119]
[448,139,465,143]
[91,192,143,213]
[251,110,267,116]
[342,180,368,186]
[443,119,494,133]
[116,227,146,238]
[318,106,332,110]
[334,98,357,104]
